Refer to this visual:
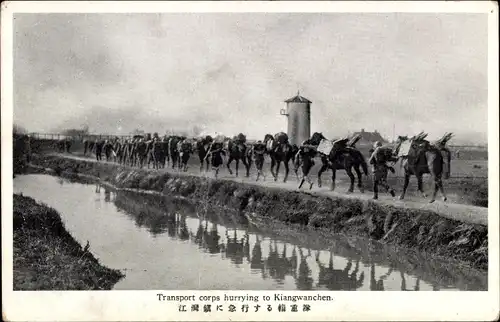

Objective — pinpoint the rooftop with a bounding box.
[352,129,387,143]
[284,91,312,104]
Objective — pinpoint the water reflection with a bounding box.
[13,175,488,291]
[193,221,223,254]
[108,186,487,291]
[316,251,365,291]
[265,242,297,285]
[296,248,314,290]
[225,229,250,266]
[250,237,266,278]
[370,264,393,291]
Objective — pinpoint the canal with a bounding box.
[13,174,487,291]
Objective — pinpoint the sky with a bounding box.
[13,13,489,144]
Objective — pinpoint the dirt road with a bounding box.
[44,153,488,226]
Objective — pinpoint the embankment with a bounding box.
[13,194,124,290]
[29,154,488,270]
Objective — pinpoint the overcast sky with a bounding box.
[13,13,488,143]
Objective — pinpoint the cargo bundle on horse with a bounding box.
[55,137,72,154]
[204,135,227,179]
[226,133,250,177]
[147,136,168,170]
[133,137,150,168]
[395,132,453,203]
[168,135,185,169]
[195,135,214,172]
[248,140,267,181]
[296,132,368,192]
[263,132,297,183]
[178,138,194,172]
[83,138,96,156]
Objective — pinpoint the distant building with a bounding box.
[131,129,145,136]
[352,129,387,145]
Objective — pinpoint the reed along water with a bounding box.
[13,174,487,291]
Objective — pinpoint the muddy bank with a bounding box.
[13,194,124,290]
[29,154,488,270]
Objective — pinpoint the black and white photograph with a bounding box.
[2,1,499,321]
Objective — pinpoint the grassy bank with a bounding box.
[13,194,124,290]
[29,154,488,270]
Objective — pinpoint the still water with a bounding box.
[14,174,487,291]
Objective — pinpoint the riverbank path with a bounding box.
[43,153,488,226]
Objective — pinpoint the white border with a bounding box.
[2,1,499,321]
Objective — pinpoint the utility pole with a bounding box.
[392,123,396,143]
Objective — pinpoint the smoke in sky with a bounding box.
[13,13,488,144]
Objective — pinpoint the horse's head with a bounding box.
[393,135,409,155]
[264,134,273,143]
[310,132,326,146]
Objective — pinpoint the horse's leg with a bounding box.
[270,157,276,179]
[381,177,396,197]
[243,156,250,178]
[226,156,234,175]
[417,174,427,198]
[256,160,261,181]
[346,167,355,193]
[299,177,305,189]
[330,168,337,191]
[299,160,310,189]
[274,160,281,182]
[437,176,448,202]
[235,158,240,177]
[430,174,446,203]
[372,176,379,199]
[283,160,289,183]
[317,160,328,188]
[294,157,300,182]
[171,154,176,169]
[304,161,314,190]
[430,178,438,203]
[354,165,364,193]
[399,173,410,200]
